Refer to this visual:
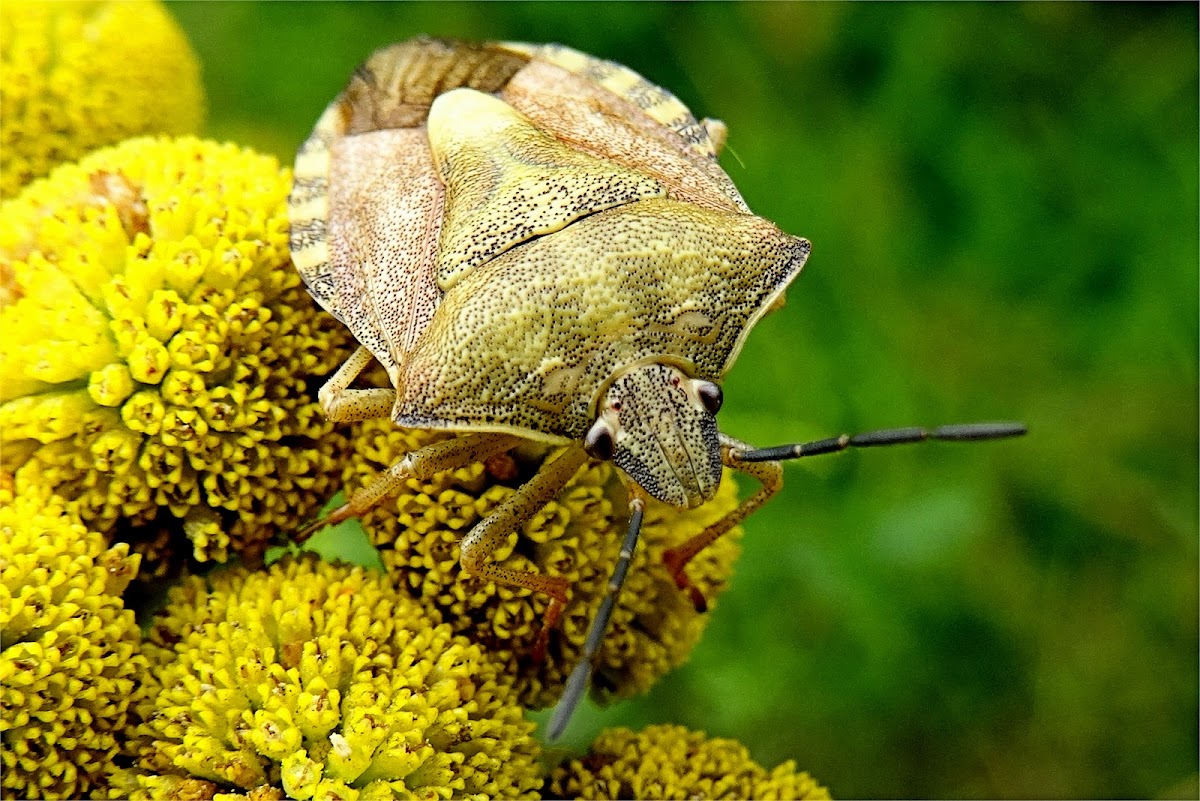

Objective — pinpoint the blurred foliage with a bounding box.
[167,3,1197,798]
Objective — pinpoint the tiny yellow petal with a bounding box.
[88,363,135,407]
[126,336,170,385]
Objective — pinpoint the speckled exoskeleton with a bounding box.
[287,38,1025,736]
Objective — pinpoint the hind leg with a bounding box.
[297,430,520,540]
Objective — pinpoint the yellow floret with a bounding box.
[0,137,355,575]
[342,422,744,709]
[112,556,543,800]
[0,0,205,197]
[0,486,147,800]
[547,723,831,800]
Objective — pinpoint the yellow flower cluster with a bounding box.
[0,486,146,800]
[115,556,543,800]
[547,724,830,800]
[0,0,204,197]
[342,422,744,709]
[0,136,355,574]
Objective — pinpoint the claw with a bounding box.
[529,595,566,665]
[530,627,550,666]
[294,518,326,544]
[661,545,709,613]
[294,502,352,544]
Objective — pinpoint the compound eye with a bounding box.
[584,420,616,461]
[695,381,723,415]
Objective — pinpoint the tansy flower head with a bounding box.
[0,485,146,800]
[0,136,355,576]
[0,0,204,197]
[113,556,543,800]
[546,724,830,801]
[343,422,743,709]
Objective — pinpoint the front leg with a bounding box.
[459,444,590,663]
[661,434,783,612]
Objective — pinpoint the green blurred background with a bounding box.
[167,3,1198,797]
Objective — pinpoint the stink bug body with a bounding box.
[287,37,1025,737]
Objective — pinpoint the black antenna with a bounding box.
[734,421,1027,463]
[548,497,645,740]
[546,419,1026,739]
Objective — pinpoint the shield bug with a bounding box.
[287,37,1025,738]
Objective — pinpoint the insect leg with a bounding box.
[317,345,396,422]
[459,445,590,664]
[295,431,520,541]
[661,434,782,613]
[548,487,648,741]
